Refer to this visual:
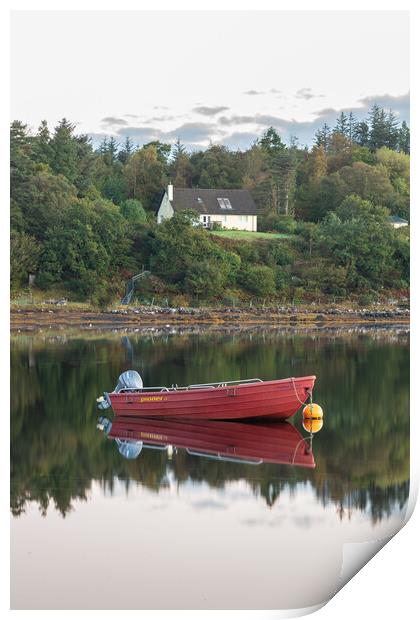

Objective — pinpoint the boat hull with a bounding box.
[108,416,316,468]
[108,375,316,421]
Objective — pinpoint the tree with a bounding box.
[38,198,129,297]
[338,161,395,207]
[50,118,79,183]
[124,144,168,209]
[308,173,348,221]
[118,136,135,164]
[20,167,78,241]
[190,145,244,189]
[347,111,357,142]
[319,199,395,290]
[143,140,172,165]
[239,265,276,296]
[384,110,400,151]
[120,198,148,224]
[398,121,410,154]
[10,121,36,231]
[32,120,53,165]
[258,127,286,153]
[334,112,349,136]
[353,121,370,147]
[150,211,239,295]
[10,231,41,289]
[170,140,193,188]
[314,124,331,150]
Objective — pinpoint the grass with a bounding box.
[210,230,292,240]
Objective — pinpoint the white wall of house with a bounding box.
[157,191,258,231]
[201,214,257,231]
[157,192,174,223]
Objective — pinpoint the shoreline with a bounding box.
[10,304,410,332]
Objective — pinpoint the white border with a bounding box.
[2,2,418,619]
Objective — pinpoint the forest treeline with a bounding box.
[10,104,410,305]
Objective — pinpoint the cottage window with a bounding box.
[217,197,233,210]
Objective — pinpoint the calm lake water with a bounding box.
[10,326,410,610]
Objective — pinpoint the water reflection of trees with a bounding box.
[11,330,409,521]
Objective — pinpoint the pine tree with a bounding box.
[353,121,370,147]
[259,127,285,153]
[270,149,296,216]
[32,120,53,165]
[385,110,400,150]
[334,112,349,136]
[347,112,356,142]
[172,138,186,159]
[107,137,119,166]
[368,104,388,150]
[118,136,134,164]
[398,121,410,154]
[98,137,108,155]
[314,124,331,150]
[50,118,78,182]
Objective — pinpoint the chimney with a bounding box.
[168,183,173,202]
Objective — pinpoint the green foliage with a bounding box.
[9,102,410,303]
[318,198,395,291]
[150,212,239,297]
[258,213,297,233]
[10,232,41,289]
[120,198,148,224]
[124,144,168,209]
[239,265,276,296]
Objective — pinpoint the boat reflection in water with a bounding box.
[97,416,318,468]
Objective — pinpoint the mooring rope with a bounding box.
[290,377,312,407]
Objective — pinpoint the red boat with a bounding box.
[100,416,316,468]
[97,371,316,421]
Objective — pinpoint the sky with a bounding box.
[10,11,409,150]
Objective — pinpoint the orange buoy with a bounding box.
[303,403,323,419]
[303,417,324,433]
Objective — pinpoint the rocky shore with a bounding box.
[11,302,410,331]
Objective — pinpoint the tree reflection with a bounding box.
[11,329,409,522]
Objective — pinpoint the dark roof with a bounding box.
[388,215,408,224]
[171,188,257,216]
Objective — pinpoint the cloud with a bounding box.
[193,105,230,116]
[116,126,163,143]
[100,116,128,126]
[219,114,286,127]
[243,89,264,95]
[123,114,141,119]
[110,121,222,149]
[315,92,410,126]
[91,91,410,151]
[143,115,176,123]
[191,499,227,511]
[220,132,260,150]
[358,92,410,120]
[295,88,324,100]
[270,88,283,94]
[167,121,221,143]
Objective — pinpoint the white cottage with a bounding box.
[157,184,258,232]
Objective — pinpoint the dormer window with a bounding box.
[217,197,232,210]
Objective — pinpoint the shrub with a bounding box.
[239,265,276,297]
[259,213,297,234]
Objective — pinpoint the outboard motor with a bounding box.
[115,438,143,460]
[114,370,143,393]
